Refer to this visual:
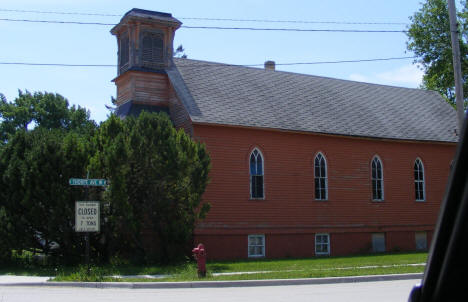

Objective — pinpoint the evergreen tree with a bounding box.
[0,129,94,263]
[0,91,96,263]
[90,112,210,263]
[0,92,210,264]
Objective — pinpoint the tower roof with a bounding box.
[111,8,182,35]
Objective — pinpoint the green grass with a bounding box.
[122,252,427,282]
[206,252,427,273]
[3,252,428,282]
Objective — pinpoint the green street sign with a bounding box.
[69,178,107,186]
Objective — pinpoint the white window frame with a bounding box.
[249,148,265,199]
[414,158,426,202]
[315,233,330,255]
[248,234,265,258]
[314,152,328,201]
[371,156,384,201]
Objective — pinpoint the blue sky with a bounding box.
[1,0,429,122]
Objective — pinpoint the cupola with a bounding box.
[110,9,182,111]
[111,9,182,75]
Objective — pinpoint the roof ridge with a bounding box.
[173,57,431,92]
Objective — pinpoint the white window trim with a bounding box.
[315,233,330,256]
[248,234,265,258]
[371,155,384,201]
[414,158,426,202]
[249,148,265,200]
[314,152,328,201]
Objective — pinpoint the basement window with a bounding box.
[415,231,427,250]
[248,235,265,257]
[315,233,330,255]
[372,233,386,252]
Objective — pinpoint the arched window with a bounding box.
[314,153,328,200]
[414,158,425,201]
[250,149,264,199]
[371,156,384,201]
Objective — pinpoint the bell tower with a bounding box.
[111,9,182,110]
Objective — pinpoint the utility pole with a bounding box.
[447,0,465,133]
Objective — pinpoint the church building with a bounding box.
[110,9,458,259]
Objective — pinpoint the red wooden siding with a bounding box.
[114,71,170,106]
[191,123,455,259]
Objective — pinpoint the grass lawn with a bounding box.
[1,252,427,282]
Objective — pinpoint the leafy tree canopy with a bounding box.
[0,90,96,143]
[407,0,468,109]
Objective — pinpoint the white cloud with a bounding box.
[349,64,424,88]
[349,73,370,83]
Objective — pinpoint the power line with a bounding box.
[180,17,407,25]
[182,25,407,33]
[0,18,408,33]
[0,57,415,68]
[0,8,120,17]
[0,18,115,26]
[0,8,408,25]
[264,56,416,66]
[177,56,416,68]
[0,62,115,67]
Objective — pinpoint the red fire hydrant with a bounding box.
[192,243,206,277]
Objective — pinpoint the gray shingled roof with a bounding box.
[167,58,458,143]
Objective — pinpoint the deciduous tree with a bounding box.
[407,0,468,109]
[0,90,95,144]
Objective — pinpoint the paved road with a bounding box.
[0,279,419,302]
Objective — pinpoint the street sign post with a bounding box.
[69,175,107,274]
[75,201,100,232]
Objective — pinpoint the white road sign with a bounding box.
[75,201,100,232]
